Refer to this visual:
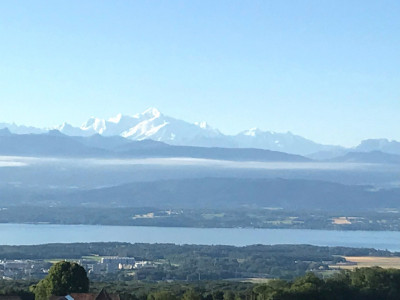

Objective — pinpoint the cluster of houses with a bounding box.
[85,256,154,275]
[0,259,50,279]
[0,288,119,300]
[50,289,120,300]
[0,257,154,280]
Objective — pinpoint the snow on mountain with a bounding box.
[4,108,398,156]
[56,122,94,136]
[69,107,332,154]
[0,108,341,155]
[56,108,227,148]
[235,128,329,155]
[119,109,226,147]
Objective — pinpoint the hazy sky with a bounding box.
[0,1,399,146]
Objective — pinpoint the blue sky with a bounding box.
[0,0,399,146]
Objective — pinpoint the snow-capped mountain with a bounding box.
[234,128,330,155]
[0,108,342,155]
[1,107,398,156]
[52,108,330,153]
[57,108,229,148]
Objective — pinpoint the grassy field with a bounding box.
[82,255,102,262]
[45,256,102,264]
[225,278,271,283]
[330,256,400,270]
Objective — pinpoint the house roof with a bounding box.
[51,289,120,300]
[94,289,114,300]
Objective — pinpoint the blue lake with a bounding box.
[0,224,400,251]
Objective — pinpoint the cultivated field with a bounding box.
[330,256,400,270]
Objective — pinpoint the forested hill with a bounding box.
[0,242,393,260]
[35,178,400,211]
[0,242,396,282]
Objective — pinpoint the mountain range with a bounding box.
[1,108,399,157]
[0,128,310,162]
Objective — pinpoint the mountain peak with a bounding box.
[81,117,106,132]
[243,127,263,136]
[355,138,400,155]
[0,127,12,136]
[195,121,210,129]
[141,107,161,118]
[47,129,65,136]
[108,113,123,123]
[56,122,74,130]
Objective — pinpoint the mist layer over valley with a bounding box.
[1,152,400,231]
[0,128,399,230]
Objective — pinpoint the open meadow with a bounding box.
[331,256,400,270]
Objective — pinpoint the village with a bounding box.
[0,257,154,280]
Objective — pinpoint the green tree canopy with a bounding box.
[147,290,177,300]
[31,261,89,300]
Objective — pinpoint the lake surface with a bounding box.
[0,223,400,251]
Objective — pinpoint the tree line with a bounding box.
[3,265,400,300]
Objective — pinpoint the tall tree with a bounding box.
[31,261,89,300]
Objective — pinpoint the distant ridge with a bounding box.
[0,130,311,162]
[0,127,12,136]
[0,108,398,156]
[355,139,400,155]
[330,151,400,164]
[31,177,400,211]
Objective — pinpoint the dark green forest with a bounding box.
[0,243,397,281]
[2,243,400,299]
[2,268,400,300]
